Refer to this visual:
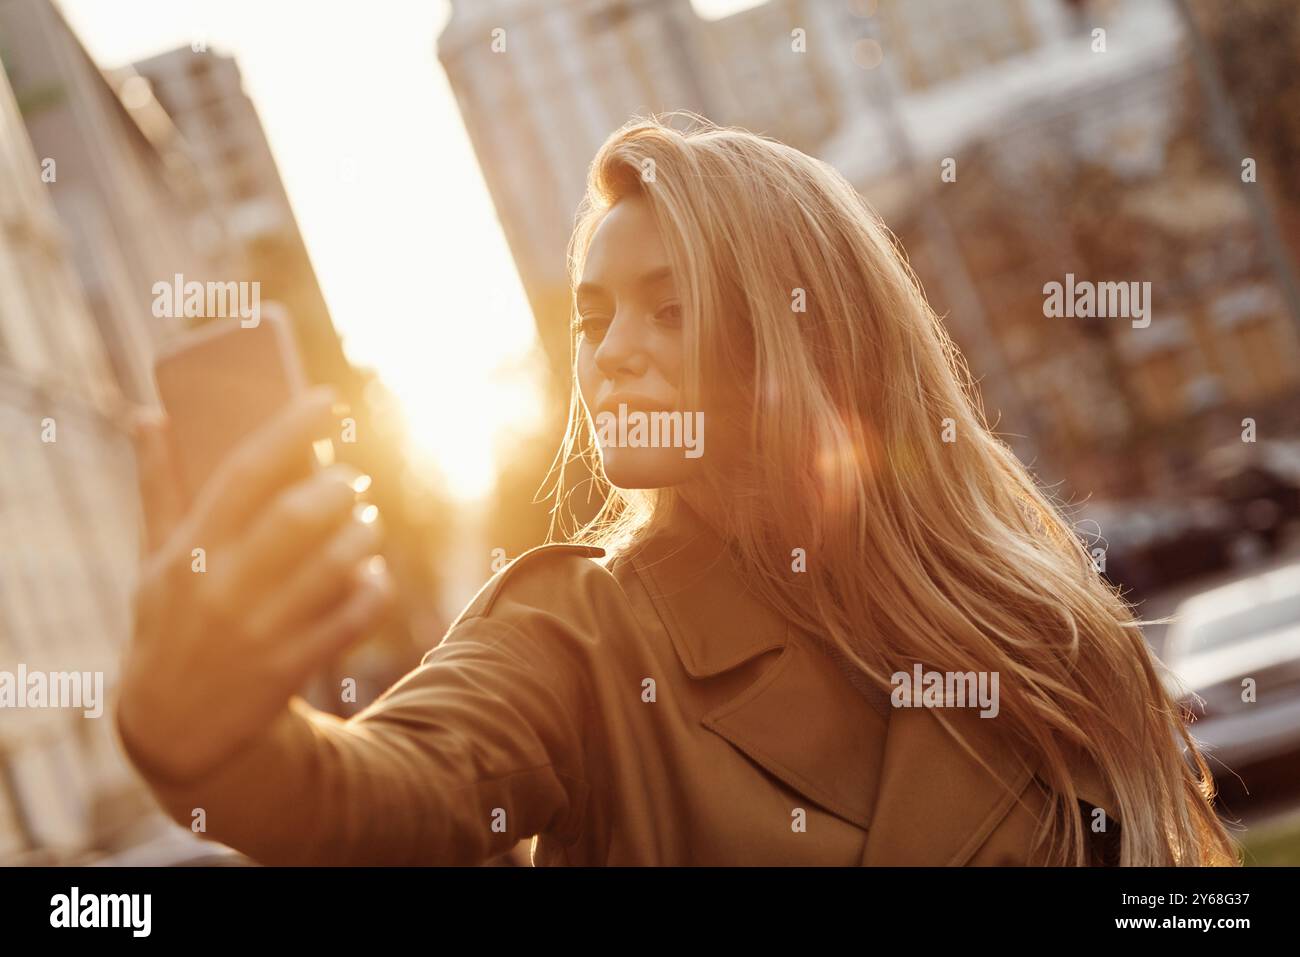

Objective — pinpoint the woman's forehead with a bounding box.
[581,196,672,287]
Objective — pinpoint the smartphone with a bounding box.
[154,309,315,508]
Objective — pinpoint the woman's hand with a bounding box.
[117,387,395,784]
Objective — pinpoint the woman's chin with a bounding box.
[600,447,700,490]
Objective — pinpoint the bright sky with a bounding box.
[57,0,757,500]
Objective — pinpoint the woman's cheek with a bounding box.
[575,343,599,412]
[648,325,685,390]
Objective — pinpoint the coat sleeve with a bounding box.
[124,549,609,865]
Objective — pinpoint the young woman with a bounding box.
[118,117,1238,866]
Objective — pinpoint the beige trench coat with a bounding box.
[123,513,1121,865]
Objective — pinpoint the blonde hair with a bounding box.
[552,114,1237,866]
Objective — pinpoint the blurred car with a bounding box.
[1075,497,1236,599]
[1198,439,1300,556]
[1161,560,1300,776]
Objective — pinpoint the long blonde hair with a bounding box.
[552,114,1237,866]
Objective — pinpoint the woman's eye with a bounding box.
[574,315,610,343]
[654,303,683,327]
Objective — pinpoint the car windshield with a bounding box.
[1188,591,1300,652]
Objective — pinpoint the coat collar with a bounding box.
[621,506,1084,864]
[623,508,785,677]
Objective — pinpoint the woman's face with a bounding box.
[575,195,705,489]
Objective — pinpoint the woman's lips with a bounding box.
[597,396,675,417]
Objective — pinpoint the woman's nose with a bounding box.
[594,313,649,379]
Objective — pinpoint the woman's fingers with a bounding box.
[191,386,340,543]
[190,465,368,639]
[274,558,395,683]
[230,464,368,593]
[243,504,383,642]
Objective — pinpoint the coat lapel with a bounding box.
[627,511,884,830]
[859,705,1041,865]
[700,639,886,829]
[625,507,1110,863]
[860,706,1122,865]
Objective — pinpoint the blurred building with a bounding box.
[129,45,355,388]
[0,0,220,402]
[0,52,166,862]
[128,48,294,257]
[0,0,234,863]
[857,0,1300,495]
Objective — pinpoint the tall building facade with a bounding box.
[0,0,220,404]
[128,46,356,389]
[129,49,295,254]
[0,55,159,862]
[858,0,1300,493]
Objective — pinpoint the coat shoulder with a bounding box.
[447,543,620,632]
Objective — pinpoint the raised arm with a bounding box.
[121,614,592,865]
[116,389,592,864]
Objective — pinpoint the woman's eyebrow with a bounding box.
[639,266,675,289]
[576,266,674,300]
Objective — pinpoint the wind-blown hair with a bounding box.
[551,114,1237,866]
